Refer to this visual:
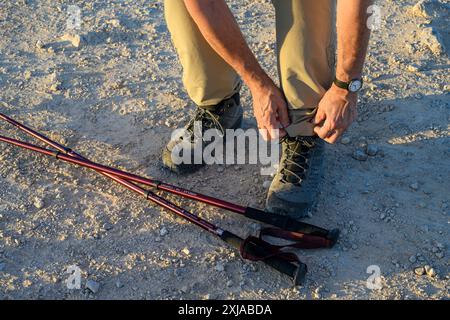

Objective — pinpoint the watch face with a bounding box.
[349,80,362,92]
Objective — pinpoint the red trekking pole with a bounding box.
[0,112,340,285]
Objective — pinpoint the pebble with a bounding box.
[366,144,379,156]
[60,33,84,48]
[159,227,168,236]
[35,40,45,49]
[115,279,124,288]
[409,182,419,191]
[226,280,233,287]
[424,265,436,277]
[182,248,190,256]
[262,181,271,188]
[103,222,113,231]
[86,279,100,294]
[352,149,368,161]
[340,137,351,145]
[408,255,417,263]
[33,197,44,209]
[414,267,425,276]
[215,262,225,272]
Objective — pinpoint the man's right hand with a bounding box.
[250,82,290,141]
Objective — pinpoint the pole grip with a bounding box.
[220,231,307,286]
[244,207,339,246]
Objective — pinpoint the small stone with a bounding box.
[380,212,386,220]
[182,248,190,256]
[226,280,233,287]
[115,279,123,288]
[86,279,100,294]
[352,149,368,161]
[35,40,45,49]
[366,144,379,156]
[60,33,84,48]
[409,182,419,191]
[103,222,113,231]
[408,255,417,263]
[33,197,44,209]
[159,227,168,236]
[180,285,189,293]
[24,70,32,80]
[262,181,271,188]
[341,137,351,145]
[414,267,425,276]
[215,262,225,272]
[424,265,436,277]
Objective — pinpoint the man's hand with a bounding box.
[250,82,290,141]
[313,84,358,144]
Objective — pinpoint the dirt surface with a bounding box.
[0,0,449,300]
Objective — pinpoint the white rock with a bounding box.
[33,197,44,209]
[341,137,351,145]
[262,180,271,188]
[215,263,225,272]
[159,227,168,236]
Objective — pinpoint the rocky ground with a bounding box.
[0,0,449,300]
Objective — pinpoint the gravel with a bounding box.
[352,149,368,161]
[86,279,100,294]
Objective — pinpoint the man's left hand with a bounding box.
[313,84,358,144]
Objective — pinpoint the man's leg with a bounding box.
[274,0,336,136]
[266,0,336,218]
[163,1,243,174]
[164,0,241,106]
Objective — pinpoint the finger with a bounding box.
[324,129,344,144]
[277,103,291,129]
[314,120,333,139]
[314,108,326,125]
[267,113,282,141]
[259,128,269,141]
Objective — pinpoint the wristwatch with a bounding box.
[333,77,363,93]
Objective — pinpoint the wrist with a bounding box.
[335,68,362,83]
[331,82,357,97]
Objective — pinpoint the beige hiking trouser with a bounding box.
[164,0,336,136]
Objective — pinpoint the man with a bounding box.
[162,0,372,218]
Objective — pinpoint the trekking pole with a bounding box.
[0,112,339,243]
[0,135,311,285]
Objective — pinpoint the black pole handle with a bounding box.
[244,207,340,246]
[220,231,307,286]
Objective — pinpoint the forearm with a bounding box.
[336,0,373,81]
[183,0,272,90]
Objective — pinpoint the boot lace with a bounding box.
[280,137,316,185]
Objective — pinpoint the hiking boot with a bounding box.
[266,136,324,219]
[162,93,243,174]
